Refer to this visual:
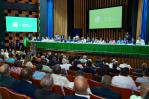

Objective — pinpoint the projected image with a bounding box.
[6,16,37,32]
[89,6,122,29]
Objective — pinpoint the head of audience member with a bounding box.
[86,60,92,67]
[140,83,149,99]
[36,64,43,71]
[40,75,53,91]
[136,69,143,77]
[52,64,61,75]
[41,59,47,65]
[120,67,129,76]
[75,70,84,76]
[0,64,10,76]
[24,55,31,64]
[141,63,148,71]
[82,55,87,59]
[101,75,112,87]
[113,62,119,69]
[9,53,14,58]
[20,68,33,80]
[74,76,89,95]
[14,60,22,67]
[144,68,149,77]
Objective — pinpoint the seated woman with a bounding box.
[10,60,23,75]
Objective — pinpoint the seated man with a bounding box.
[136,36,145,45]
[11,68,37,97]
[64,76,90,99]
[112,67,138,90]
[32,64,46,80]
[91,75,121,99]
[0,64,16,88]
[34,75,63,99]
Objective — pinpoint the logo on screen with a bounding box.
[12,22,19,28]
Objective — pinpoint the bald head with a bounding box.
[74,76,88,95]
[0,64,10,76]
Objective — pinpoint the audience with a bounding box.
[112,67,138,90]
[91,75,121,99]
[64,76,90,99]
[0,64,16,88]
[32,64,46,80]
[11,68,37,97]
[34,75,63,99]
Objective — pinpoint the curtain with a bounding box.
[47,0,53,38]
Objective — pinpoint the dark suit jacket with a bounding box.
[64,95,88,99]
[34,89,63,99]
[91,87,121,99]
[0,75,16,88]
[11,80,37,97]
[82,67,95,75]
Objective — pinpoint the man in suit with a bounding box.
[0,64,16,88]
[34,75,63,99]
[91,75,121,99]
[64,76,90,99]
[11,68,37,97]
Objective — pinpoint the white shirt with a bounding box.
[119,63,131,69]
[136,39,145,45]
[51,74,70,87]
[112,75,137,90]
[60,64,72,70]
[75,93,90,99]
[136,76,149,83]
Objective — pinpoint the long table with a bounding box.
[31,42,149,57]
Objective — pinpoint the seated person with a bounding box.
[136,68,149,83]
[82,61,95,76]
[34,75,63,99]
[10,60,23,75]
[136,36,145,45]
[5,53,15,64]
[0,64,16,88]
[60,55,72,70]
[91,75,121,99]
[11,68,37,97]
[64,76,90,99]
[112,67,138,90]
[32,64,46,80]
[51,64,71,87]
[80,55,88,64]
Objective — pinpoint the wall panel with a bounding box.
[54,0,67,37]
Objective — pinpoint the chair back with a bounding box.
[31,79,41,87]
[52,85,65,96]
[10,72,20,80]
[88,79,102,88]
[0,87,30,99]
[111,86,132,99]
[63,87,75,96]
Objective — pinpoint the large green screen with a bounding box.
[6,16,37,32]
[89,6,122,29]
